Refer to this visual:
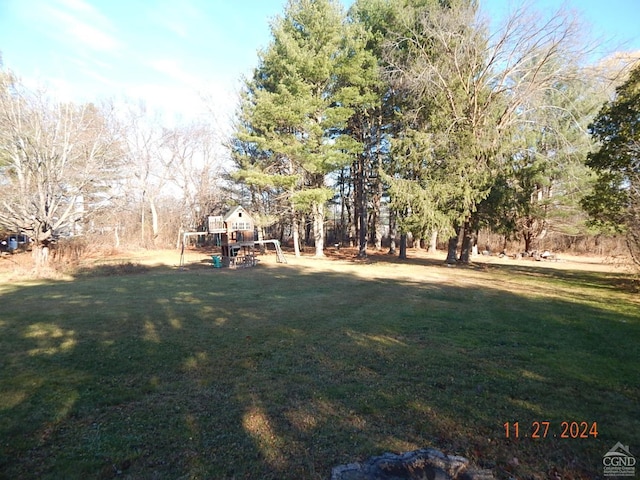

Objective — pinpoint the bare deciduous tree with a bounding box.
[120,105,174,246]
[163,122,226,232]
[0,70,123,252]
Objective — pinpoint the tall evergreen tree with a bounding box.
[346,0,396,256]
[383,1,593,263]
[384,0,496,262]
[353,0,452,258]
[232,0,369,257]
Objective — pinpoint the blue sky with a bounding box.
[0,0,638,124]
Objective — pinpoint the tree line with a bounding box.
[230,0,639,263]
[1,0,638,266]
[0,58,227,254]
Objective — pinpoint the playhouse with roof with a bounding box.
[208,205,257,267]
[180,205,285,268]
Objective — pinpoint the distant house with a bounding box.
[208,206,256,267]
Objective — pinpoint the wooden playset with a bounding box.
[180,206,285,268]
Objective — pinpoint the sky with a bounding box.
[0,0,639,126]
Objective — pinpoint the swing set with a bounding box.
[178,206,286,268]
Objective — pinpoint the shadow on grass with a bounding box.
[351,249,638,291]
[0,260,638,479]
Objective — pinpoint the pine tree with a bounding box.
[382,1,594,263]
[346,0,395,256]
[232,0,369,256]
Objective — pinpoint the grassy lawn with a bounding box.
[0,251,638,479]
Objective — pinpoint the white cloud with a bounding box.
[65,54,113,73]
[121,77,238,129]
[28,0,123,54]
[147,58,201,88]
[45,77,81,102]
[124,83,207,123]
[3,0,240,126]
[144,57,240,122]
[57,0,97,13]
[69,18,120,52]
[148,0,206,40]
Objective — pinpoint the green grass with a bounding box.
[0,255,638,479]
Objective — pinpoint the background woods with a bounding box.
[1,1,639,265]
[230,0,639,263]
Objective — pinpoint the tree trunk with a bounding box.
[446,224,461,264]
[388,210,397,255]
[374,225,382,251]
[373,113,383,251]
[149,197,159,245]
[305,215,312,246]
[370,179,382,250]
[292,209,301,257]
[141,194,146,245]
[345,181,354,246]
[33,243,49,270]
[357,159,367,258]
[399,233,407,259]
[313,202,325,257]
[459,221,474,264]
[524,232,533,254]
[257,224,265,254]
[428,229,438,253]
[358,205,367,258]
[340,170,347,245]
[445,236,458,264]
